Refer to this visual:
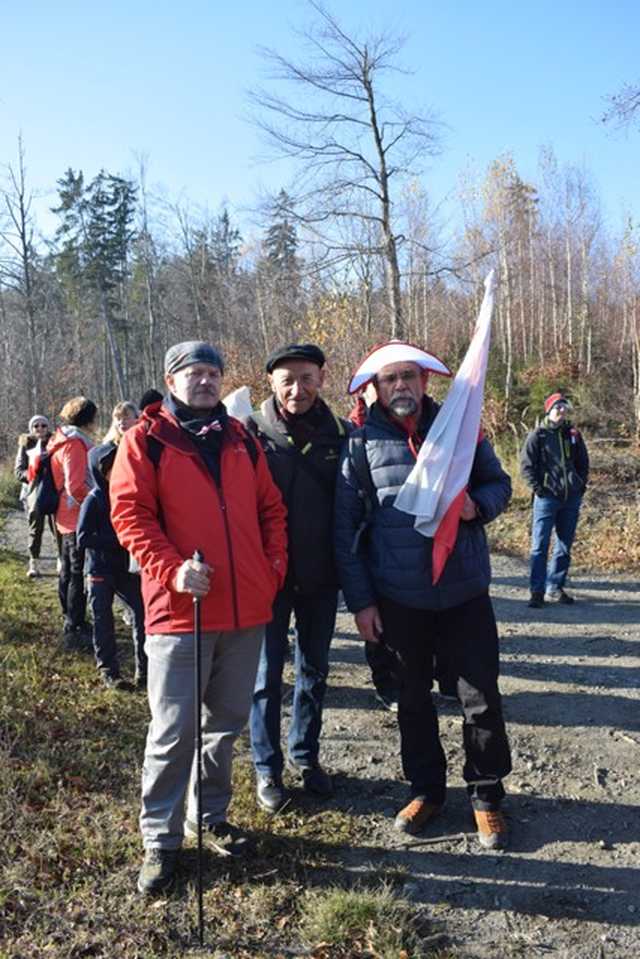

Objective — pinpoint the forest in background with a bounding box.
[1,5,639,456]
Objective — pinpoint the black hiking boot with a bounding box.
[545,588,575,604]
[527,591,545,609]
[137,848,178,895]
[256,774,287,814]
[287,759,334,797]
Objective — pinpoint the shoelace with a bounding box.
[478,810,505,832]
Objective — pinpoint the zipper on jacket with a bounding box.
[216,485,240,628]
[558,430,568,501]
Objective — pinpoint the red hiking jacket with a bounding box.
[47,427,94,534]
[109,403,287,634]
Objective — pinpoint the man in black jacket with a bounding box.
[246,344,349,813]
[520,392,589,608]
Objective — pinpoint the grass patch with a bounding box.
[490,439,640,573]
[0,461,20,513]
[300,883,432,958]
[0,539,444,958]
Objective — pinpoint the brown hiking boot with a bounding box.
[474,809,508,849]
[393,798,442,835]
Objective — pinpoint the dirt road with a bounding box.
[3,508,639,957]
[322,554,640,958]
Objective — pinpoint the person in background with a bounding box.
[521,392,589,608]
[14,415,57,578]
[103,401,139,444]
[100,401,141,626]
[77,443,147,690]
[138,388,163,411]
[48,397,98,649]
[246,344,349,814]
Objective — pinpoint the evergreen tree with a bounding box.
[52,169,137,397]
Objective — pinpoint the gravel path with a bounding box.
[321,554,640,958]
[3,508,639,957]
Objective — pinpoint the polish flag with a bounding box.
[394,270,497,583]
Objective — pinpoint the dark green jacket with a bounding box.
[245,397,350,594]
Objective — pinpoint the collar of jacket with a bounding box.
[542,416,572,432]
[48,425,94,454]
[260,395,335,435]
[142,400,247,455]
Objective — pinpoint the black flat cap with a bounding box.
[266,343,326,374]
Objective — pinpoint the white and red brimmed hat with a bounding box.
[348,340,451,395]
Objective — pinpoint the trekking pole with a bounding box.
[193,549,205,947]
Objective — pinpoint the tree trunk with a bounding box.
[99,287,127,398]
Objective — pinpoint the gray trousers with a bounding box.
[141,626,264,849]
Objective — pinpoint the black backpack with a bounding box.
[27,449,60,516]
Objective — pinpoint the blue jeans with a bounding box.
[88,572,147,680]
[529,494,582,594]
[250,586,338,777]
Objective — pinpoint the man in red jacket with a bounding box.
[110,341,287,895]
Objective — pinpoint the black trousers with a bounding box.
[58,532,87,631]
[378,591,511,810]
[26,508,60,560]
[364,639,399,693]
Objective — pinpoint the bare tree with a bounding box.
[248,0,441,337]
[0,136,42,409]
[602,81,640,131]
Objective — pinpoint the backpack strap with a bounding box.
[349,430,377,555]
[249,409,339,498]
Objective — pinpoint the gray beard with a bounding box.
[389,396,418,418]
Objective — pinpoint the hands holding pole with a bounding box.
[172,554,213,597]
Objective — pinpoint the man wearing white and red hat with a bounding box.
[520,391,589,608]
[335,340,513,849]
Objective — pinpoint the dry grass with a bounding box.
[490,440,640,573]
[0,545,444,959]
[0,463,20,513]
[299,882,434,958]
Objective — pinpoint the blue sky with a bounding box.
[1,0,639,241]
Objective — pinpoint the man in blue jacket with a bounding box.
[335,342,512,849]
[77,443,147,689]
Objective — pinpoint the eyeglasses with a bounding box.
[376,370,420,387]
[33,423,48,430]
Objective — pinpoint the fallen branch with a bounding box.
[395,831,470,848]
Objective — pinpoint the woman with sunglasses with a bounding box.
[14,415,58,577]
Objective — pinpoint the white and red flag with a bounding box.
[394,270,498,584]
